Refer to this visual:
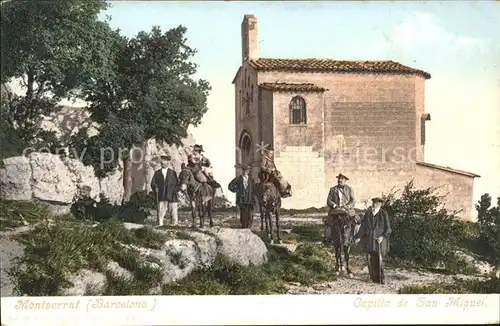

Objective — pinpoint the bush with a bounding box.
[383,181,473,272]
[475,194,500,266]
[129,190,156,210]
[162,255,281,295]
[70,193,150,224]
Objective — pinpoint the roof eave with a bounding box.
[259,87,327,93]
[416,161,480,178]
[254,67,430,79]
[258,84,328,93]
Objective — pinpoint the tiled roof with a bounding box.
[259,82,327,92]
[417,162,480,178]
[248,58,431,79]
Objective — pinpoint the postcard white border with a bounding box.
[1,294,499,325]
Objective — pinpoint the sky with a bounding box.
[94,0,500,210]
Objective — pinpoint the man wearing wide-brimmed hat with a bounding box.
[228,164,258,228]
[324,173,357,244]
[354,197,392,284]
[189,144,221,189]
[150,153,179,226]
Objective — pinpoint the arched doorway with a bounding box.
[239,131,253,166]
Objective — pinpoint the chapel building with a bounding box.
[233,15,479,220]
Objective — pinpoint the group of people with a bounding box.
[325,173,392,284]
[150,144,219,226]
[151,144,391,284]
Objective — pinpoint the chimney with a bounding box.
[241,15,258,64]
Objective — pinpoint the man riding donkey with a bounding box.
[185,144,222,191]
[324,173,361,276]
[259,146,292,198]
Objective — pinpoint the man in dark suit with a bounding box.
[150,154,179,226]
[228,164,258,229]
[324,173,357,244]
[354,197,392,284]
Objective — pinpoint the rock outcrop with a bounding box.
[120,224,267,285]
[0,156,32,201]
[55,224,268,296]
[1,152,123,207]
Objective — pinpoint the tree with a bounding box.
[72,25,211,201]
[0,0,121,148]
[475,194,500,265]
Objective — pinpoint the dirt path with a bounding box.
[284,267,486,294]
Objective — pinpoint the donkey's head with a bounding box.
[260,181,281,208]
[178,168,193,192]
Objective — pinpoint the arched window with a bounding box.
[239,132,253,166]
[289,96,307,125]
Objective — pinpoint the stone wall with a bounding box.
[415,163,476,221]
[254,71,423,209]
[271,91,325,155]
[234,62,261,176]
[274,146,326,209]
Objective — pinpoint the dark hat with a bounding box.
[242,164,252,171]
[371,197,384,203]
[266,145,274,151]
[336,173,349,180]
[160,154,171,160]
[193,144,204,152]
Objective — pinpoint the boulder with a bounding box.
[158,239,216,283]
[99,167,124,204]
[61,269,107,296]
[205,227,268,266]
[62,157,101,200]
[0,156,32,201]
[129,230,218,284]
[29,153,77,204]
[0,153,124,209]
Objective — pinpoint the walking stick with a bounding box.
[378,241,383,284]
[155,185,160,226]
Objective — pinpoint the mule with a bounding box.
[256,174,282,244]
[327,212,359,277]
[178,168,215,228]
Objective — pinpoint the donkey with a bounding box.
[327,211,360,277]
[256,172,282,244]
[178,168,215,228]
